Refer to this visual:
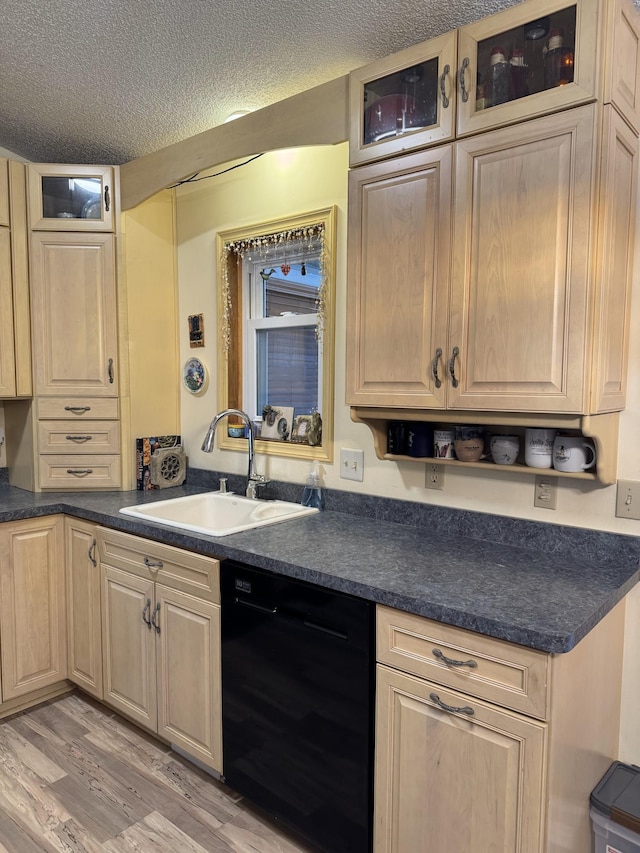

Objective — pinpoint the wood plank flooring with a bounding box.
[0,693,320,852]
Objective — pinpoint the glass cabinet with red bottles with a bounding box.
[349,0,600,166]
[457,0,596,137]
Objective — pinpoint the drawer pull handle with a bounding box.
[66,469,93,476]
[144,557,164,569]
[439,64,450,109]
[448,346,460,388]
[429,692,474,716]
[459,57,470,103]
[88,538,97,567]
[432,347,443,388]
[432,648,478,668]
[151,602,161,634]
[142,598,152,629]
[66,435,93,442]
[64,406,91,414]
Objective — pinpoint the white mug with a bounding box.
[552,435,596,472]
[524,428,557,469]
[490,435,520,466]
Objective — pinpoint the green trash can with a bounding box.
[591,762,640,852]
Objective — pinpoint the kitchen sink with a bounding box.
[119,491,319,536]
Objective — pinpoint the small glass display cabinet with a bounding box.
[475,6,576,112]
[27,164,115,231]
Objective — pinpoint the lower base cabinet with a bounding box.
[66,517,103,699]
[375,602,626,853]
[99,529,222,772]
[0,515,67,701]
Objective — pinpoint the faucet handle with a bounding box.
[247,473,269,499]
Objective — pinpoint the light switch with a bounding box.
[616,480,640,520]
[340,448,364,482]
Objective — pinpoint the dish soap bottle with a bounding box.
[301,463,324,509]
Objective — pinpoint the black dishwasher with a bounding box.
[221,560,374,853]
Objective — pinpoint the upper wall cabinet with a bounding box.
[349,32,457,167]
[27,164,115,232]
[349,0,640,167]
[455,0,597,138]
[0,160,32,400]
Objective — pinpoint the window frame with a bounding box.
[216,206,336,462]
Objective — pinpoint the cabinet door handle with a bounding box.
[431,347,443,388]
[459,57,470,103]
[439,65,450,109]
[64,406,91,414]
[88,538,97,567]
[142,598,152,629]
[66,435,93,443]
[429,692,474,716]
[66,469,93,476]
[143,557,164,570]
[104,185,110,212]
[432,647,478,668]
[108,358,114,384]
[448,346,460,388]
[151,602,161,634]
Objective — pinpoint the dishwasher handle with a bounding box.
[235,597,278,615]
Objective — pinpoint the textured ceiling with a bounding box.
[3,0,638,166]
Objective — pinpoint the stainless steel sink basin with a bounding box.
[119,491,319,536]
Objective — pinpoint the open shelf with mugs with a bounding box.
[350,408,620,485]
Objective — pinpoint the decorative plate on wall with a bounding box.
[182,357,207,394]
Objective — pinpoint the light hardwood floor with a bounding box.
[0,692,319,852]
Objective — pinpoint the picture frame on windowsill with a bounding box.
[261,405,294,441]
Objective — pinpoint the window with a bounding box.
[245,248,322,421]
[217,208,336,461]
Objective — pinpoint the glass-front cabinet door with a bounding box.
[349,32,457,166]
[457,0,598,136]
[27,164,115,231]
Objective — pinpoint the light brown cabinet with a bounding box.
[30,231,118,396]
[65,517,103,699]
[375,603,625,853]
[348,105,620,415]
[0,159,32,400]
[5,165,122,491]
[0,516,67,702]
[99,529,222,772]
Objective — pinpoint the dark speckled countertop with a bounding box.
[0,478,638,655]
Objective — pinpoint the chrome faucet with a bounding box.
[201,408,267,498]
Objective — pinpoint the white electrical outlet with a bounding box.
[534,475,557,510]
[425,463,445,490]
[616,480,640,520]
[340,448,364,482]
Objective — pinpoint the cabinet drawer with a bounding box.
[37,398,119,419]
[98,528,220,603]
[39,455,121,490]
[377,605,549,719]
[38,420,120,454]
